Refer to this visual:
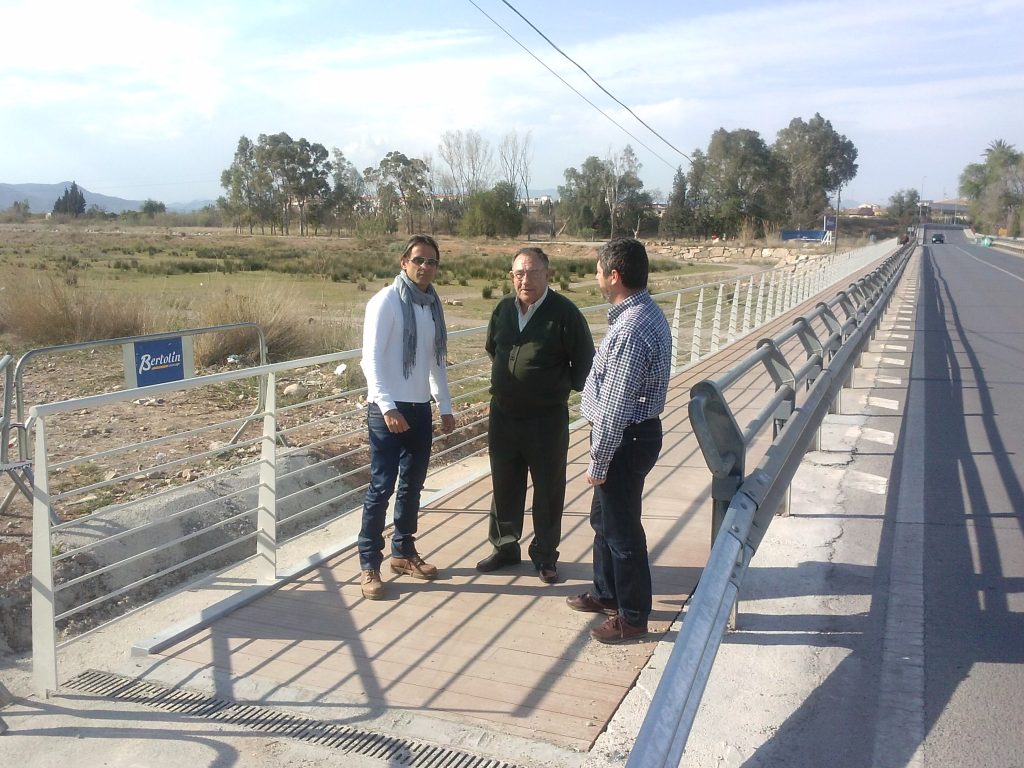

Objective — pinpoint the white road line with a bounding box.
[960,248,1024,283]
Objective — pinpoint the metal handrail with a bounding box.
[12,322,268,455]
[1,323,269,516]
[626,242,913,767]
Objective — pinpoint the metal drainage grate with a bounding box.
[64,670,523,768]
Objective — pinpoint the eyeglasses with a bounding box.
[510,269,546,281]
[410,256,440,267]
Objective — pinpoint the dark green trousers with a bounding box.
[487,402,570,567]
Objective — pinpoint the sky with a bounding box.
[2,0,1022,207]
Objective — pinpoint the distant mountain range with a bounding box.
[0,182,214,214]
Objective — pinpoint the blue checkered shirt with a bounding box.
[581,289,672,480]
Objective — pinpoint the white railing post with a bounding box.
[753,274,761,327]
[31,415,57,698]
[670,294,682,374]
[765,274,776,322]
[690,287,705,363]
[727,280,740,344]
[711,284,724,353]
[257,371,277,581]
[742,275,754,335]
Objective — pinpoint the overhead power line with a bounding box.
[498,0,691,165]
[466,0,680,173]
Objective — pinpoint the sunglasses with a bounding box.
[410,256,440,267]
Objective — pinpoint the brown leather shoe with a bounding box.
[390,554,438,580]
[590,615,648,644]
[566,592,618,615]
[360,569,384,600]
[538,564,558,584]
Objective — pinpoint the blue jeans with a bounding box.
[589,418,663,627]
[358,401,433,571]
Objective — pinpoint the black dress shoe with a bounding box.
[476,550,521,573]
[538,564,558,584]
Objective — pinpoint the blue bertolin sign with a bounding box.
[122,336,195,388]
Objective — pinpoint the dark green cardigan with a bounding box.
[485,289,594,415]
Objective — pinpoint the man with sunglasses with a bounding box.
[358,234,455,600]
[476,247,594,584]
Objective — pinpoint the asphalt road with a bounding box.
[684,232,1024,768]
[913,230,1024,767]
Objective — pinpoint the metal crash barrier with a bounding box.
[626,242,913,767]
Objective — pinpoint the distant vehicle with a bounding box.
[931,233,945,244]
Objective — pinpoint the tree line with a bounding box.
[217,113,859,241]
[959,140,1022,236]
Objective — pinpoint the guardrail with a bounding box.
[989,236,1024,255]
[20,240,898,697]
[625,241,913,767]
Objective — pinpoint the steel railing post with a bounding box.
[711,284,724,353]
[742,276,754,335]
[690,287,705,363]
[670,294,682,374]
[727,280,740,344]
[257,371,278,581]
[31,415,57,698]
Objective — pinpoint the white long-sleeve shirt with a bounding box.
[360,284,453,416]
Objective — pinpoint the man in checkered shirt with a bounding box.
[567,237,672,644]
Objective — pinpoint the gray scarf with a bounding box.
[393,272,447,378]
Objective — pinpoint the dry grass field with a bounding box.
[0,222,737,359]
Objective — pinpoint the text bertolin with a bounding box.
[138,350,182,374]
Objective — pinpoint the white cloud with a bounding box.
[2,0,1022,202]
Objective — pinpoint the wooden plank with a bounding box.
[153,344,742,752]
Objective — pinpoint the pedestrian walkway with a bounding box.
[148,388,714,752]
[139,296,819,757]
[1,261,895,768]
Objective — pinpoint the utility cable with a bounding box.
[466,0,678,172]
[499,0,691,165]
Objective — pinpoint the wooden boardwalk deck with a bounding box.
[149,273,881,754]
[154,390,714,751]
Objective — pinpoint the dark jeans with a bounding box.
[589,417,663,627]
[487,402,569,567]
[358,401,433,571]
